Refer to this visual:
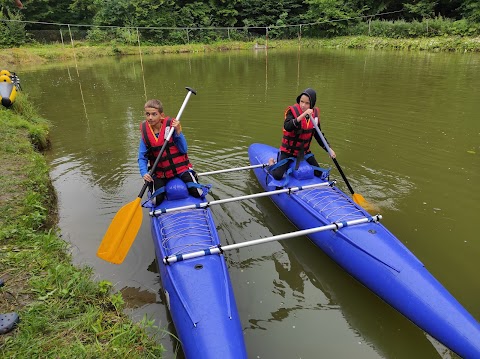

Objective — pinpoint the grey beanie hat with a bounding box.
[296,88,317,108]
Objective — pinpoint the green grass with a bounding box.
[0,94,165,358]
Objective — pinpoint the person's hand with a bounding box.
[143,174,153,182]
[171,118,182,134]
[329,148,336,159]
[302,109,314,119]
[299,110,314,128]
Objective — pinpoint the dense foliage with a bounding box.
[1,0,479,46]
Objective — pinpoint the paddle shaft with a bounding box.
[310,116,356,196]
[151,181,335,216]
[138,87,196,198]
[163,215,382,264]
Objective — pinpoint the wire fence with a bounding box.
[2,10,408,46]
[3,9,479,47]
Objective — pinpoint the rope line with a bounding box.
[136,27,147,102]
[0,9,404,31]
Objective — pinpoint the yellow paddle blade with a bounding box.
[352,193,378,214]
[97,197,143,264]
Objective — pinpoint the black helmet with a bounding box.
[296,88,316,108]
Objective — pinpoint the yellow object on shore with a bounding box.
[0,70,18,108]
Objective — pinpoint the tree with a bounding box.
[20,0,75,26]
[461,0,480,22]
[404,0,437,20]
[305,0,364,36]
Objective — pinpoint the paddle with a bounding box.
[97,87,197,264]
[309,115,375,212]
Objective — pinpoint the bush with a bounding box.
[451,19,480,36]
[115,27,138,45]
[0,8,27,47]
[86,28,115,44]
[350,17,480,38]
[87,27,138,45]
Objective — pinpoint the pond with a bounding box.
[18,46,480,358]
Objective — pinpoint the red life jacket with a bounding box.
[280,104,320,157]
[140,118,192,179]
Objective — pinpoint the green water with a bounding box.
[19,47,480,358]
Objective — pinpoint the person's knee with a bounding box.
[181,171,203,198]
[180,170,198,183]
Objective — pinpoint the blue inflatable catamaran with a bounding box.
[99,87,479,358]
[247,142,480,358]
[121,143,480,358]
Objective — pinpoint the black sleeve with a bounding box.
[284,109,300,131]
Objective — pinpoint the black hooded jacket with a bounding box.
[283,88,329,152]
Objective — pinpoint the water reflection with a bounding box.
[251,197,452,358]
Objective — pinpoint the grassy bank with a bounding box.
[299,35,480,52]
[0,93,164,358]
[1,36,479,67]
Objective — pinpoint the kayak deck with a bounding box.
[297,185,365,221]
[157,209,215,257]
